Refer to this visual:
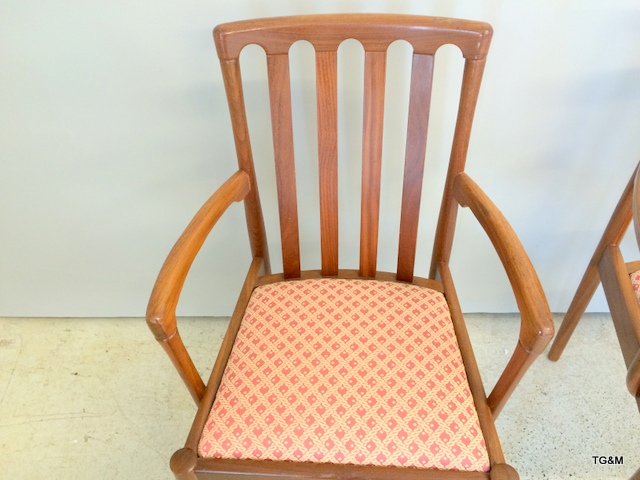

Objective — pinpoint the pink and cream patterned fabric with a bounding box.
[199,278,489,472]
[631,270,640,305]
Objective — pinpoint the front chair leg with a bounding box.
[490,463,520,480]
[170,448,198,480]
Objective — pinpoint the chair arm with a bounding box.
[146,169,251,403]
[453,172,554,416]
[598,245,640,398]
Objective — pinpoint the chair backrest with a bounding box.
[213,14,492,281]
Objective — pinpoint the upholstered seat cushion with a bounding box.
[198,278,490,472]
[631,270,640,304]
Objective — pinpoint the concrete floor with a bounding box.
[0,313,638,479]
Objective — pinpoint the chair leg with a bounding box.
[170,448,198,480]
[548,164,637,361]
[547,267,600,361]
[490,463,519,480]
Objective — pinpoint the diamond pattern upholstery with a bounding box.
[631,270,640,304]
[198,278,490,472]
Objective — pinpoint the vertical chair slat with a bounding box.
[219,59,271,274]
[429,57,487,279]
[267,53,301,278]
[316,50,339,276]
[397,53,434,282]
[359,50,387,278]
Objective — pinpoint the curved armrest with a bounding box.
[597,245,640,399]
[453,172,554,416]
[146,169,251,402]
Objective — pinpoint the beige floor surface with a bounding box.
[0,314,638,479]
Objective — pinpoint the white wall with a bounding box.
[1,0,640,317]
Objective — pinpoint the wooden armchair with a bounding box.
[548,161,640,405]
[146,14,554,480]
[548,162,639,363]
[548,162,640,479]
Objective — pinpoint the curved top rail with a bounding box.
[214,14,492,60]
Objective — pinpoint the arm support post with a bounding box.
[146,170,251,403]
[598,245,640,401]
[453,173,554,417]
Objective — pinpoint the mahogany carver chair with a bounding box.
[548,162,640,479]
[547,162,640,362]
[146,14,554,480]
